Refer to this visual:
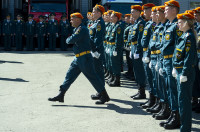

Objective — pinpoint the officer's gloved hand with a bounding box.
[129,52,132,59]
[134,53,139,59]
[172,68,177,78]
[94,51,100,59]
[155,62,158,71]
[149,61,152,69]
[180,75,187,83]
[142,57,150,63]
[113,51,117,56]
[159,68,163,76]
[105,48,108,53]
[198,61,200,70]
[107,48,110,53]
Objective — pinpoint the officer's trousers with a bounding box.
[26,35,34,51]
[125,50,133,73]
[60,54,105,93]
[15,34,23,51]
[163,58,178,111]
[48,34,56,50]
[176,68,195,132]
[4,34,12,50]
[93,56,105,86]
[149,57,158,97]
[37,36,45,51]
[132,56,146,87]
[60,35,68,51]
[111,53,121,76]
[192,65,200,98]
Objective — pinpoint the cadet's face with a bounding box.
[194,13,200,22]
[110,14,116,23]
[131,9,137,18]
[70,17,80,27]
[156,11,164,22]
[164,6,174,19]
[51,16,55,19]
[28,18,32,21]
[151,12,157,22]
[7,16,10,20]
[17,16,21,20]
[92,9,99,20]
[144,8,151,19]
[39,18,43,22]
[62,17,67,21]
[178,19,185,31]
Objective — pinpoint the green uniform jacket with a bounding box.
[173,29,197,76]
[2,20,14,35]
[25,21,36,36]
[47,19,58,34]
[36,22,46,36]
[59,20,70,36]
[14,20,25,34]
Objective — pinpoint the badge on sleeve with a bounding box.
[97,24,101,31]
[132,31,136,35]
[90,30,93,35]
[176,52,181,59]
[117,27,121,34]
[165,34,170,40]
[144,30,147,36]
[185,40,191,52]
[153,36,156,40]
[176,28,183,37]
[139,24,144,32]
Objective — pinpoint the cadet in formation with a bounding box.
[48,12,110,104]
[36,15,46,51]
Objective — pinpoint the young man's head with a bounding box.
[164,0,180,21]
[70,13,83,28]
[142,3,155,20]
[131,5,142,19]
[87,12,92,20]
[111,12,122,24]
[6,14,11,20]
[156,6,166,23]
[92,5,105,20]
[16,14,22,20]
[177,13,195,32]
[61,15,67,22]
[151,7,157,23]
[50,12,56,20]
[38,15,44,22]
[124,14,131,24]
[194,7,200,23]
[28,14,34,22]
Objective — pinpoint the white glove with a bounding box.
[172,68,177,78]
[142,57,150,63]
[92,51,100,59]
[198,61,200,70]
[107,48,110,53]
[180,75,187,83]
[91,52,95,57]
[129,52,132,59]
[105,48,108,53]
[155,63,158,71]
[149,61,152,69]
[134,53,139,59]
[113,51,117,56]
[159,68,163,76]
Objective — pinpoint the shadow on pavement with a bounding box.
[52,98,151,115]
[0,77,29,82]
[0,60,24,64]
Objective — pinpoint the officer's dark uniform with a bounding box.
[14,15,25,51]
[2,14,14,51]
[89,17,105,86]
[47,13,58,51]
[36,15,46,51]
[130,16,147,99]
[173,29,197,132]
[0,22,2,47]
[48,19,110,104]
[59,15,70,51]
[25,15,36,51]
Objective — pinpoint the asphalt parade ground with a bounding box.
[0,51,200,132]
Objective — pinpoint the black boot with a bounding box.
[152,102,164,118]
[109,76,120,87]
[195,103,200,113]
[130,92,139,98]
[141,93,156,109]
[107,74,114,84]
[160,111,173,127]
[155,103,171,120]
[164,111,180,129]
[95,90,110,104]
[133,87,146,99]
[106,72,111,80]
[192,97,199,111]
[104,70,109,78]
[147,99,162,113]
[91,93,101,100]
[140,100,149,106]
[48,89,66,103]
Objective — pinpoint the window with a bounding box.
[190,2,200,10]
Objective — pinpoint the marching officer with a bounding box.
[47,12,58,51]
[25,14,36,51]
[159,0,181,129]
[107,11,123,86]
[2,14,14,51]
[173,13,197,132]
[140,3,156,108]
[192,7,200,113]
[59,14,70,51]
[14,14,25,51]
[129,5,147,99]
[48,12,110,104]
[36,15,46,51]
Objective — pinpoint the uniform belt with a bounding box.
[129,43,131,45]
[175,65,194,69]
[124,40,127,42]
[103,41,107,43]
[109,42,116,45]
[75,51,90,57]
[156,50,161,54]
[151,51,157,54]
[198,49,200,53]
[163,54,173,59]
[143,48,148,52]
[131,41,138,45]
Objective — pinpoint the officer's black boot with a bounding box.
[107,74,114,84]
[164,111,180,129]
[95,90,110,104]
[147,99,162,113]
[48,89,66,103]
[160,111,173,127]
[152,102,164,118]
[104,70,109,78]
[91,93,101,100]
[155,103,171,120]
[141,93,156,109]
[140,100,149,106]
[105,72,111,80]
[109,76,120,87]
[133,87,146,100]
[130,92,139,98]
[192,97,198,111]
